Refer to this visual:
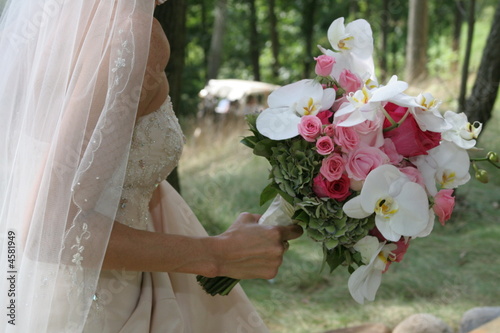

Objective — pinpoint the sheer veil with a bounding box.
[0,0,154,331]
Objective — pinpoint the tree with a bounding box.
[268,0,281,80]
[207,0,228,81]
[248,0,261,81]
[464,2,500,125]
[301,0,319,78]
[452,1,465,72]
[458,0,476,113]
[405,0,429,82]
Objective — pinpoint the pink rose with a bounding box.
[313,173,351,202]
[332,96,348,112]
[317,110,333,125]
[298,115,322,142]
[316,136,335,155]
[345,146,390,181]
[314,55,336,77]
[323,124,335,137]
[433,189,455,225]
[399,166,425,188]
[320,153,345,181]
[383,102,441,157]
[334,125,360,153]
[353,113,385,148]
[338,69,363,93]
[381,138,403,165]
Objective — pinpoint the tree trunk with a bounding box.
[380,0,390,82]
[458,0,475,113]
[200,0,211,82]
[302,0,318,78]
[464,2,500,125]
[248,0,261,81]
[154,0,188,193]
[405,0,429,82]
[268,0,280,80]
[207,0,228,81]
[451,0,465,72]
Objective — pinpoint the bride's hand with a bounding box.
[210,213,303,280]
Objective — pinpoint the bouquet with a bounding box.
[197,17,499,303]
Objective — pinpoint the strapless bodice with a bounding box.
[115,97,184,230]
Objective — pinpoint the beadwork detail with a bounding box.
[115,97,184,230]
[71,223,91,269]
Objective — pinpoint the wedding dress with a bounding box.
[80,97,270,332]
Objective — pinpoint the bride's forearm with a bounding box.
[102,213,303,280]
[101,221,220,277]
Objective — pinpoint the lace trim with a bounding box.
[70,222,91,269]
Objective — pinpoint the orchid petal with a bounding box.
[390,182,430,236]
[414,209,436,238]
[362,268,382,301]
[336,109,368,127]
[334,103,356,118]
[412,109,451,132]
[256,107,301,140]
[343,196,371,219]
[348,265,371,304]
[267,79,315,108]
[327,17,346,52]
[370,77,408,102]
[375,217,403,242]
[358,165,397,213]
[345,19,374,58]
[321,88,336,110]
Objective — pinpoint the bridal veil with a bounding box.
[0,0,155,331]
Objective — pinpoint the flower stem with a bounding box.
[382,109,411,132]
[196,275,240,296]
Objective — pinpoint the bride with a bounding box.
[0,0,301,332]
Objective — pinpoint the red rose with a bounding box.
[317,110,333,125]
[312,173,351,202]
[383,102,441,157]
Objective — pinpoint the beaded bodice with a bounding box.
[115,97,184,229]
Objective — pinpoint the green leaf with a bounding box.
[253,139,276,158]
[240,136,257,149]
[292,210,310,224]
[259,183,278,206]
[325,246,345,273]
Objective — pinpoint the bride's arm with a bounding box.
[102,213,303,279]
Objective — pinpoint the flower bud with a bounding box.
[487,151,499,163]
[475,169,489,183]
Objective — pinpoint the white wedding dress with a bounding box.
[82,97,269,332]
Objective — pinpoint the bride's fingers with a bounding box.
[237,212,262,224]
[279,224,303,241]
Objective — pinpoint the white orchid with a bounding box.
[390,92,451,132]
[256,80,336,140]
[317,17,375,81]
[343,164,430,242]
[348,236,396,304]
[411,141,471,196]
[441,111,482,149]
[334,76,408,127]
